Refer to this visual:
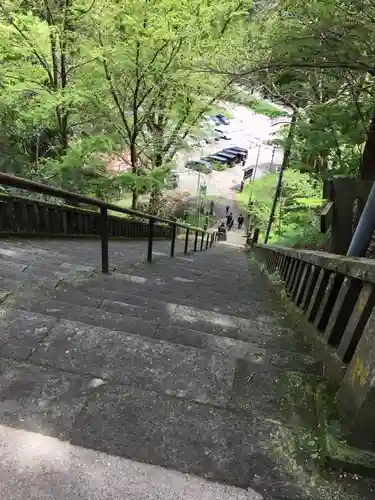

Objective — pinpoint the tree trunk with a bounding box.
[130,144,138,210]
[359,111,375,181]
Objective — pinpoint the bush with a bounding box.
[237,170,328,250]
[222,89,287,118]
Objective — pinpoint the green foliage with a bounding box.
[0,0,250,210]
[222,88,286,118]
[241,0,375,182]
[238,170,328,249]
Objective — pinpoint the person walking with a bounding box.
[237,213,244,229]
[228,218,234,231]
[225,205,230,215]
[226,212,233,228]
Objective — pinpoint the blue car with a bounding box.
[216,114,230,125]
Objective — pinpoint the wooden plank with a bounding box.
[320,201,333,233]
[323,179,334,200]
[291,261,304,300]
[324,277,362,346]
[313,273,344,331]
[337,283,375,363]
[330,177,356,254]
[306,268,329,321]
[295,263,310,306]
[338,300,375,413]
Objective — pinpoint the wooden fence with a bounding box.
[0,194,172,239]
[254,242,375,450]
[321,177,373,254]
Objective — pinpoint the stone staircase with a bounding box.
[0,237,373,500]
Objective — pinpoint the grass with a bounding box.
[223,89,287,119]
[237,170,327,249]
[183,211,216,229]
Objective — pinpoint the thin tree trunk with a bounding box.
[359,111,375,181]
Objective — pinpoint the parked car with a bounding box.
[168,169,179,188]
[216,150,240,165]
[206,153,236,167]
[185,160,213,174]
[223,148,247,163]
[215,113,230,125]
[228,146,248,158]
[209,115,222,126]
[215,128,231,140]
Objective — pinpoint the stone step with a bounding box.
[0,425,262,500]
[0,356,300,496]
[30,319,236,407]
[0,308,58,361]
[69,383,273,490]
[11,296,158,338]
[0,251,96,273]
[9,285,312,362]
[82,273,278,314]
[0,265,91,289]
[57,279,277,319]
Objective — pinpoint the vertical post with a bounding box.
[170,223,177,257]
[194,231,198,251]
[147,218,154,262]
[210,233,214,247]
[265,110,297,244]
[200,231,204,251]
[100,207,109,273]
[184,228,189,254]
[205,233,210,249]
[252,228,260,245]
[196,171,201,226]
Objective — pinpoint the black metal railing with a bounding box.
[0,173,217,273]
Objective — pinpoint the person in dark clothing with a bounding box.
[237,213,244,229]
[218,222,226,233]
[226,212,233,227]
[225,205,230,215]
[228,219,234,230]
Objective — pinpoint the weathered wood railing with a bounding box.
[0,194,171,239]
[254,242,375,445]
[0,173,217,272]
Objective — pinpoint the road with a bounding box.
[174,103,287,205]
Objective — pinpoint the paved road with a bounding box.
[174,103,287,204]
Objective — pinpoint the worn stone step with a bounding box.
[69,383,274,490]
[0,252,96,274]
[0,356,306,497]
[20,286,310,358]
[30,319,236,406]
[0,426,262,500]
[0,308,58,361]
[12,296,157,338]
[83,274,278,315]
[72,281,272,317]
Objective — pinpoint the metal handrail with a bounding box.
[0,173,217,272]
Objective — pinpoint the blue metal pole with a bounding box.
[347,181,375,257]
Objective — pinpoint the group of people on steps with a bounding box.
[218,205,244,235]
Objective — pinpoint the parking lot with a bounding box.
[174,102,286,200]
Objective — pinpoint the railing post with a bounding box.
[100,207,109,273]
[184,228,189,254]
[194,231,198,251]
[252,228,260,246]
[170,223,177,257]
[200,231,204,251]
[210,233,214,247]
[205,233,210,249]
[147,218,154,262]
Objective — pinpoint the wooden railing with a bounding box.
[0,194,171,240]
[0,173,217,272]
[253,241,375,431]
